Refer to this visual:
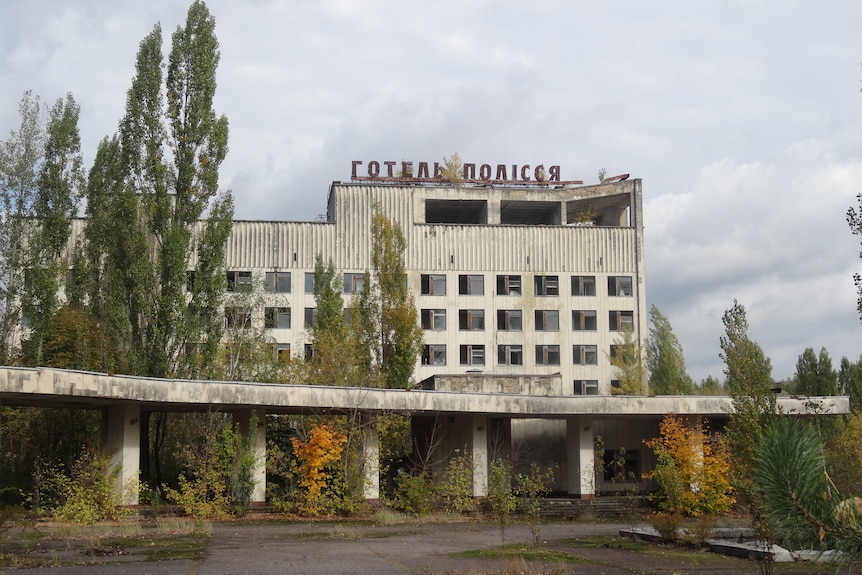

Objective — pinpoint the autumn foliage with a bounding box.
[290,423,346,513]
[644,414,734,518]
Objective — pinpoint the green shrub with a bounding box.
[392,473,434,515]
[439,450,476,514]
[50,449,124,525]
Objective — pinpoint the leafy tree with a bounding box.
[81,0,232,380]
[0,92,45,364]
[720,300,777,546]
[218,278,285,383]
[825,411,862,496]
[441,152,463,181]
[757,418,862,563]
[514,463,555,546]
[698,376,724,395]
[163,411,259,519]
[487,458,516,543]
[355,208,423,389]
[795,347,838,397]
[609,323,646,395]
[847,191,862,323]
[646,305,696,395]
[644,414,734,518]
[290,423,346,515]
[838,356,862,412]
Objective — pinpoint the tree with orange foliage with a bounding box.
[290,423,346,513]
[644,414,734,518]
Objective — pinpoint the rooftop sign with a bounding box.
[351,160,583,186]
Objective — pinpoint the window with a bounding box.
[422,344,447,366]
[534,310,560,331]
[497,309,522,331]
[608,276,633,297]
[304,343,314,360]
[496,274,522,296]
[344,308,352,326]
[265,271,291,293]
[572,310,597,331]
[225,307,251,329]
[265,307,291,329]
[304,307,316,328]
[534,275,559,296]
[275,343,291,362]
[603,449,640,482]
[459,309,485,331]
[421,274,446,295]
[497,345,523,366]
[343,272,365,294]
[421,309,447,330]
[458,274,484,295]
[186,270,196,291]
[574,380,599,395]
[609,311,634,331]
[460,345,485,366]
[226,270,252,292]
[304,272,315,294]
[535,345,561,366]
[572,275,596,296]
[610,345,621,359]
[573,345,598,365]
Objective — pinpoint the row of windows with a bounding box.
[223,270,634,298]
[421,309,633,331]
[422,344,624,367]
[422,274,633,297]
[232,306,633,332]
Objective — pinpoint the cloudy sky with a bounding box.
[2,0,861,383]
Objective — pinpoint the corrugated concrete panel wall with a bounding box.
[405,225,638,273]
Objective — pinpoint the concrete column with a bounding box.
[361,416,380,500]
[234,408,267,505]
[566,417,595,498]
[472,415,488,497]
[103,404,141,505]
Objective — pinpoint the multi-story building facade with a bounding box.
[225,171,645,396]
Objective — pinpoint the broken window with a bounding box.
[497,310,522,331]
[572,310,598,331]
[460,345,485,366]
[459,309,485,331]
[496,274,522,296]
[421,274,446,295]
[534,275,559,296]
[572,275,596,296]
[265,271,291,293]
[458,274,484,295]
[421,309,447,330]
[534,310,560,331]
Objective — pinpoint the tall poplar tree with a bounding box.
[794,347,838,397]
[720,299,777,540]
[356,209,423,389]
[82,1,232,379]
[21,94,85,365]
[609,324,646,395]
[0,92,44,364]
[646,305,696,395]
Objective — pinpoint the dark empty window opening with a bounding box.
[425,199,487,224]
[501,200,561,225]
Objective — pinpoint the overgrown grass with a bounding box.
[565,535,742,566]
[455,543,599,565]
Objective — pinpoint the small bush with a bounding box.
[439,450,476,514]
[392,473,434,515]
[50,449,124,525]
[648,511,683,542]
